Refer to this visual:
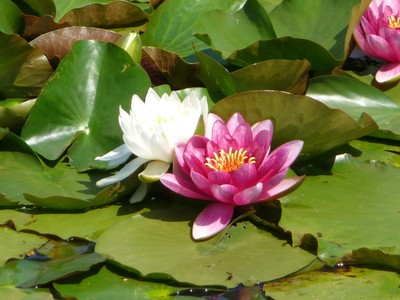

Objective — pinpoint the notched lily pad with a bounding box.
[211,90,378,160]
[280,156,400,270]
[96,202,316,288]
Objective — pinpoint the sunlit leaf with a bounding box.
[264,267,400,299]
[0,227,47,264]
[54,266,180,300]
[96,201,317,288]
[280,156,400,269]
[141,0,247,58]
[228,37,341,70]
[0,205,144,241]
[21,40,151,170]
[210,90,378,160]
[194,0,276,58]
[196,51,310,99]
[269,0,359,60]
[5,252,105,288]
[307,75,400,139]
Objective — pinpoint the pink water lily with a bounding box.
[160,113,304,240]
[354,0,400,82]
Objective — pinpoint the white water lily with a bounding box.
[96,88,208,188]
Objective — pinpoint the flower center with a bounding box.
[388,15,400,29]
[204,147,256,172]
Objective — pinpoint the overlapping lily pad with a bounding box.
[96,202,317,288]
[21,39,151,170]
[280,155,400,269]
[306,75,400,138]
[211,90,378,160]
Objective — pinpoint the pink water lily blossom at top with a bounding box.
[160,113,305,240]
[354,0,400,83]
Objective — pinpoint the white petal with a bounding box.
[139,160,171,183]
[129,181,148,203]
[96,157,150,187]
[95,144,132,167]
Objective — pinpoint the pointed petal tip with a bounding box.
[192,203,234,240]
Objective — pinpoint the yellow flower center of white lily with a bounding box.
[205,147,256,172]
[388,15,400,29]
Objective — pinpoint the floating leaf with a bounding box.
[210,90,378,160]
[194,0,276,58]
[0,32,53,98]
[0,205,144,241]
[141,0,247,58]
[306,75,400,138]
[269,0,359,60]
[96,201,317,288]
[59,1,149,28]
[5,252,105,288]
[280,156,400,269]
[227,37,341,70]
[54,266,180,300]
[21,40,151,170]
[196,51,310,99]
[0,227,47,265]
[263,267,400,299]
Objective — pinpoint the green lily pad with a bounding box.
[4,252,105,288]
[95,202,317,288]
[141,0,247,58]
[0,148,130,210]
[54,266,180,300]
[196,51,310,99]
[269,0,359,60]
[306,76,400,138]
[263,267,400,299]
[0,0,23,34]
[227,37,341,70]
[0,32,53,98]
[349,139,400,168]
[194,0,276,58]
[280,156,400,269]
[210,90,378,160]
[0,227,47,265]
[0,205,144,241]
[20,39,151,171]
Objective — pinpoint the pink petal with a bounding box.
[231,163,258,189]
[232,123,253,149]
[160,173,212,200]
[233,182,263,205]
[192,203,235,240]
[364,34,396,62]
[208,171,231,185]
[258,140,303,180]
[226,113,246,135]
[205,113,222,139]
[210,184,238,203]
[211,120,235,149]
[190,170,212,195]
[256,176,305,203]
[376,63,400,83]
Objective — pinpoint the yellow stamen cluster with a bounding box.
[388,15,400,29]
[205,147,256,172]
